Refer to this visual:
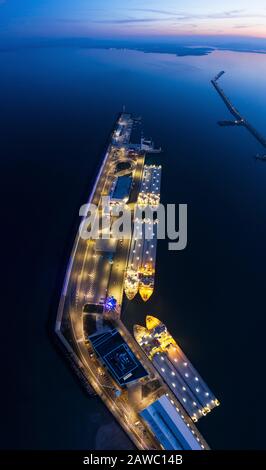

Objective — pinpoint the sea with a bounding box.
[1,44,266,449]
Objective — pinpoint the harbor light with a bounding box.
[104,296,117,311]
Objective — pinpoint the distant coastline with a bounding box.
[1,36,266,56]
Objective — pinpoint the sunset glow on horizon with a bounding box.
[0,0,266,40]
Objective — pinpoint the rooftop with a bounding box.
[110,175,132,201]
[89,328,148,387]
[140,394,204,450]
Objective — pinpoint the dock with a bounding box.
[211,71,266,150]
[55,112,210,451]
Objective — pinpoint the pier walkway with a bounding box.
[211,72,266,149]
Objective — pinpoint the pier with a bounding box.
[55,112,210,451]
[211,71,266,150]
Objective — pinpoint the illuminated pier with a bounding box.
[56,111,216,450]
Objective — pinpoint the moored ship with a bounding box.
[124,165,161,302]
[134,316,220,422]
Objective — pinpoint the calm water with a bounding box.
[1,46,266,449]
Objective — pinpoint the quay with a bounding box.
[211,71,266,150]
[55,112,218,450]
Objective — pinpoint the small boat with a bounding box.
[141,137,161,153]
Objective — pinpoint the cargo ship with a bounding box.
[134,316,220,422]
[123,217,143,300]
[138,220,158,301]
[124,165,162,301]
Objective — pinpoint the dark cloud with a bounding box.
[92,9,266,26]
[55,18,85,24]
[129,8,175,16]
[206,10,245,19]
[93,17,167,24]
[130,8,246,19]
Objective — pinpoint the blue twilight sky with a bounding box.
[0,0,266,39]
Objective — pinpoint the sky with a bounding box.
[0,0,266,39]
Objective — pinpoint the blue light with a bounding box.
[104,296,117,311]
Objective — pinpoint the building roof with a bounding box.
[89,328,148,387]
[110,175,132,201]
[140,395,204,450]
